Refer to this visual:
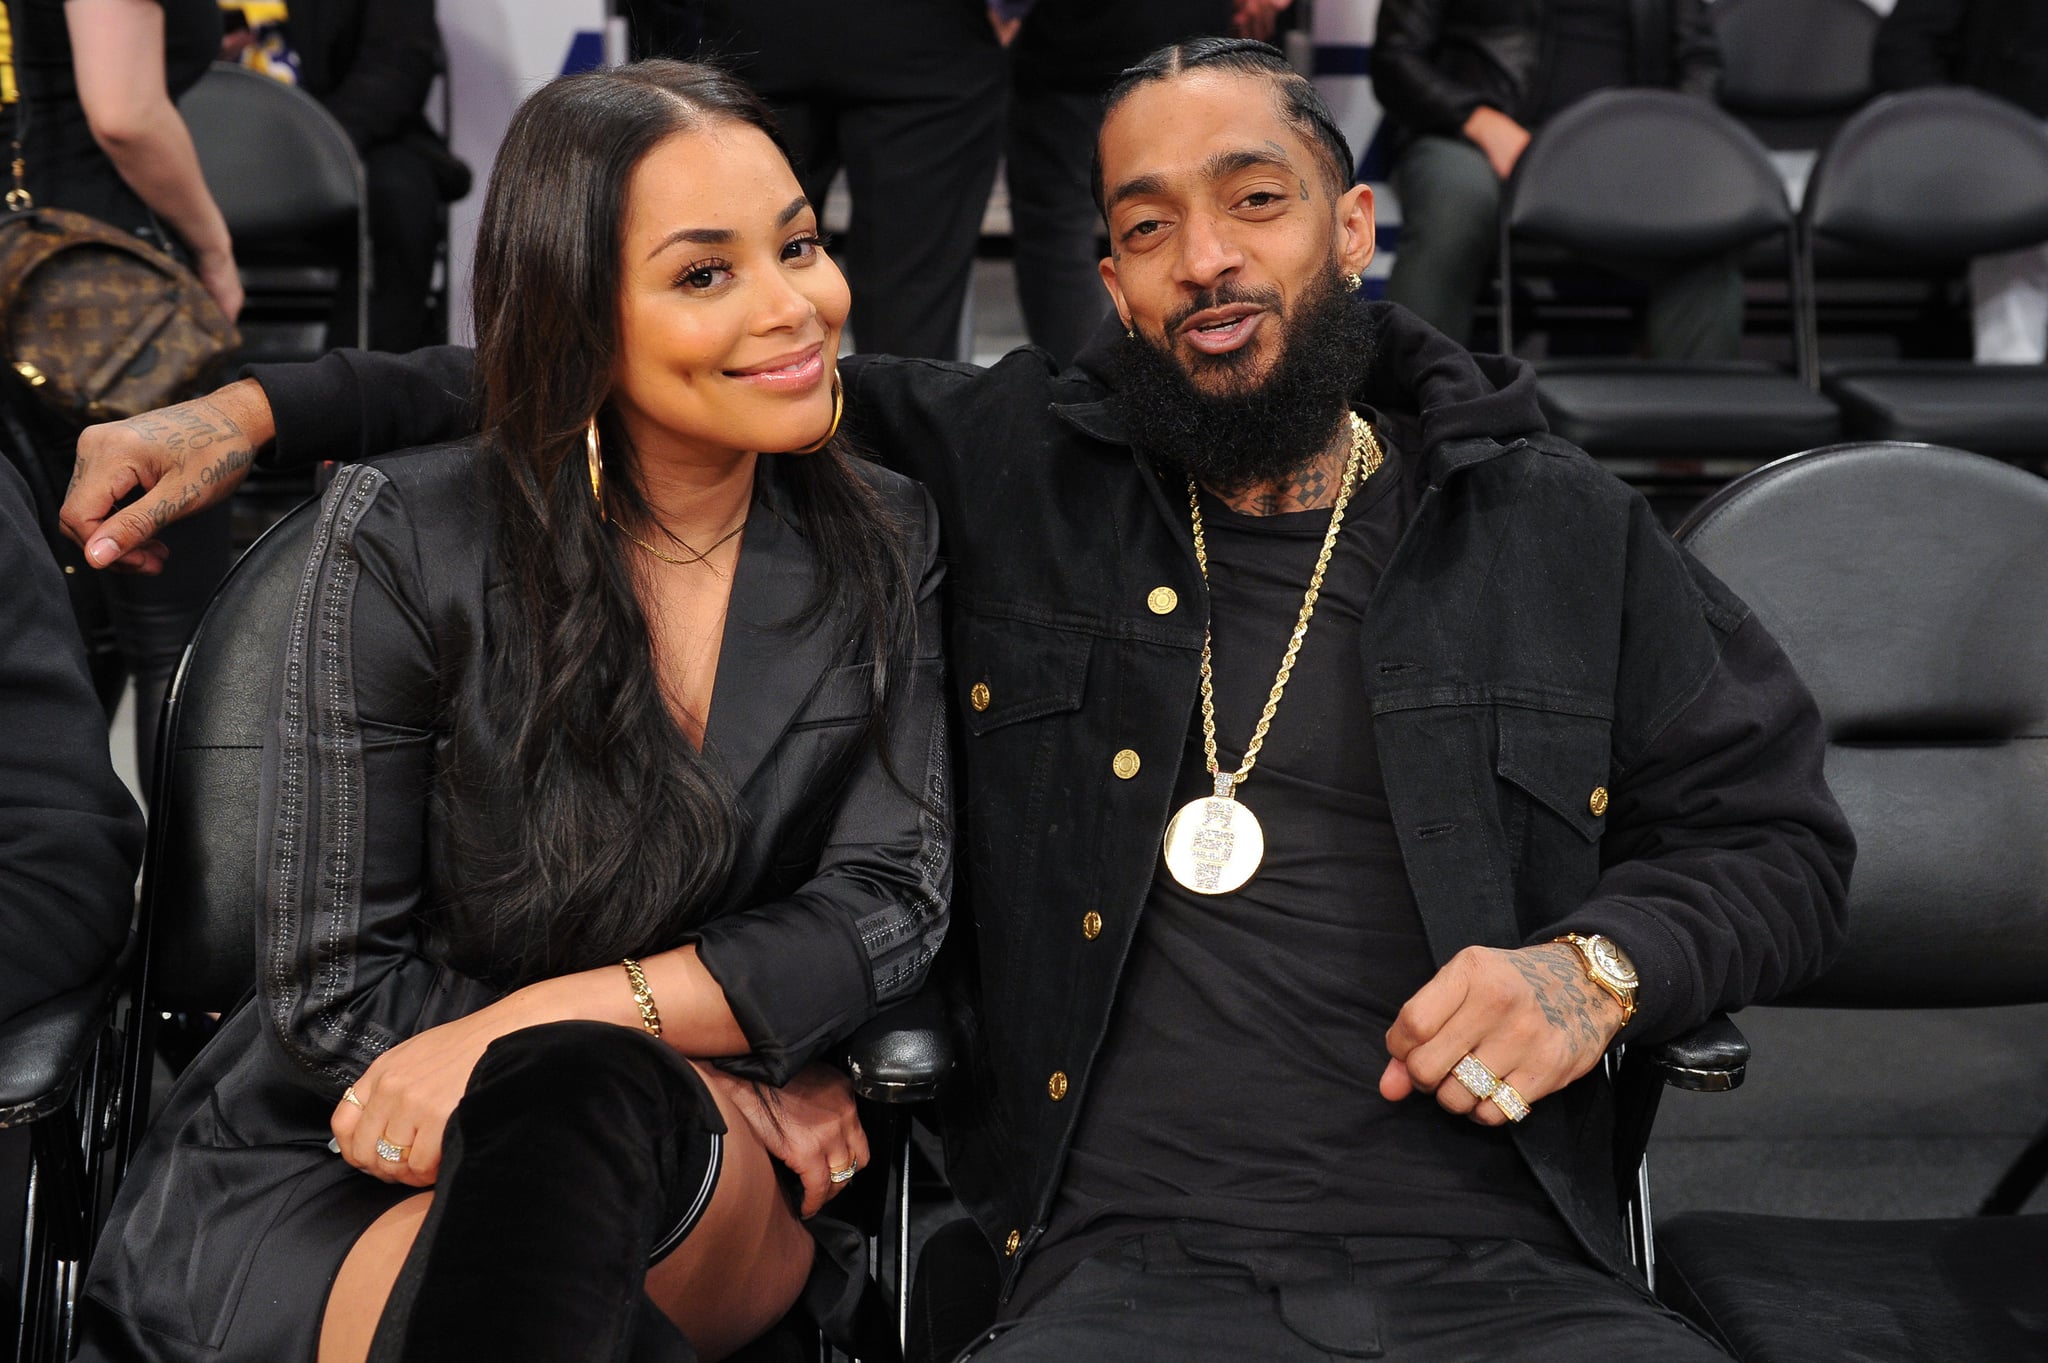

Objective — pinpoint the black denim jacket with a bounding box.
[251,299,1852,1300]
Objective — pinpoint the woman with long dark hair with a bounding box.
[77,60,950,1363]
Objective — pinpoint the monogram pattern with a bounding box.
[0,207,239,423]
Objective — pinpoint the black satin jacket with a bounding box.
[1372,0,1722,142]
[240,301,1851,1308]
[79,440,951,1361]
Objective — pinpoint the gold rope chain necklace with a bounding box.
[612,518,746,569]
[1160,409,1385,895]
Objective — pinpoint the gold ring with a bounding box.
[1491,1082,1532,1123]
[1452,1054,1500,1101]
[342,1085,365,1109]
[375,1138,409,1163]
[828,1162,858,1185]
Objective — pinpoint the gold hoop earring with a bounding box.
[586,416,606,523]
[794,370,844,454]
[1344,272,1363,292]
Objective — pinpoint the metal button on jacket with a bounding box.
[1047,1071,1068,1100]
[969,682,991,712]
[1147,586,1178,615]
[1589,785,1610,817]
[1004,1229,1021,1256]
[1081,911,1103,940]
[1112,749,1141,779]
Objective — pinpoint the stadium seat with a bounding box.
[1499,90,1839,474]
[176,62,370,362]
[1802,91,2048,463]
[1711,0,1879,152]
[1657,442,2048,1360]
[1,962,127,1363]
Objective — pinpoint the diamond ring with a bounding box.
[1452,1054,1501,1101]
[1491,1082,1533,1123]
[828,1162,858,1185]
[376,1138,409,1163]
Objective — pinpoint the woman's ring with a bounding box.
[828,1162,858,1184]
[342,1085,365,1109]
[375,1138,409,1163]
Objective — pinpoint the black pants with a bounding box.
[1006,82,1111,370]
[705,0,1007,361]
[361,140,445,354]
[964,1226,1728,1362]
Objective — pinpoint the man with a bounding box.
[1874,0,2048,364]
[63,39,1849,1357]
[1373,0,1734,357]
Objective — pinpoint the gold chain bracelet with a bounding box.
[620,958,663,1038]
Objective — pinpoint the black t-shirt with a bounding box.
[1012,419,1570,1312]
[6,0,221,238]
[1530,0,1632,126]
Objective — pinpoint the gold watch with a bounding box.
[1553,933,1639,1024]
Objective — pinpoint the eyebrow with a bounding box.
[645,197,813,260]
[1105,148,1297,212]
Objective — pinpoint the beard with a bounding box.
[1109,262,1377,495]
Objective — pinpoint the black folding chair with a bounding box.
[1499,89,1839,486]
[1654,441,2048,1360]
[1711,0,1879,152]
[1800,91,2048,464]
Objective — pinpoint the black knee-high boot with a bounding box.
[365,1020,725,1363]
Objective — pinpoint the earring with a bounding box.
[1125,321,1136,339]
[1343,272,1363,292]
[794,370,844,454]
[585,415,606,523]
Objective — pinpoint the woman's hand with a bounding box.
[194,245,244,321]
[699,1063,869,1218]
[329,997,552,1186]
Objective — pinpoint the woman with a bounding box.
[78,60,950,1363]
[3,0,242,780]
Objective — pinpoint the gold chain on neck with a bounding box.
[1188,409,1384,792]
[612,518,745,568]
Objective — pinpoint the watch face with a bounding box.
[1590,936,1638,987]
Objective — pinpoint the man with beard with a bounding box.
[61,39,1848,1359]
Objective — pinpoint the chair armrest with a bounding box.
[0,951,129,1127]
[843,993,953,1105]
[1643,1013,1749,1093]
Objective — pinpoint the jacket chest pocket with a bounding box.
[953,616,1093,897]
[1494,706,1611,911]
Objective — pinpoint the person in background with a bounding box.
[696,0,1007,361]
[1874,0,2048,364]
[0,0,239,788]
[1373,0,1731,357]
[219,0,470,352]
[995,0,1236,368]
[0,450,142,1349]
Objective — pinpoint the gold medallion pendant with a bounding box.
[1162,774,1268,895]
[1161,410,1383,896]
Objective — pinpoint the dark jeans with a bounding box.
[1006,82,1112,369]
[1387,134,1743,361]
[963,1225,1728,1362]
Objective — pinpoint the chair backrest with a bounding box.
[1803,89,2048,263]
[176,62,364,244]
[1713,0,1878,119]
[1506,89,1792,261]
[138,499,323,1012]
[1676,442,2048,1008]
